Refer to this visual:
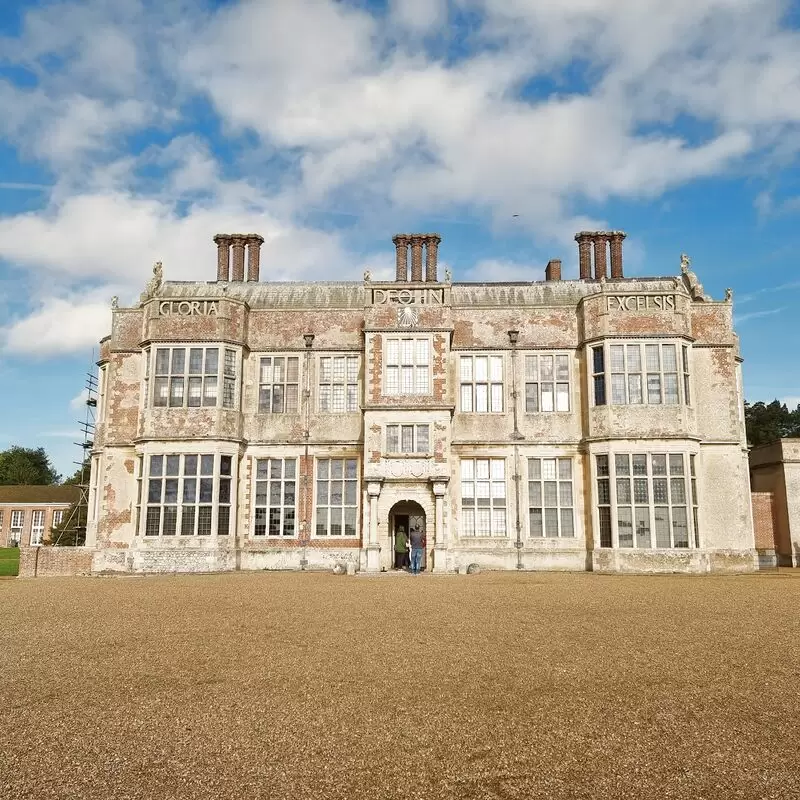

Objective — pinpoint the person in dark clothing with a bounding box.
[409,525,425,574]
[394,526,408,570]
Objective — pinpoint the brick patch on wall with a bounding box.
[18,547,94,578]
[751,492,776,551]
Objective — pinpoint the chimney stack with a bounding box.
[575,232,593,279]
[247,234,265,282]
[214,233,265,282]
[593,234,609,280]
[545,259,562,281]
[393,235,409,281]
[392,233,443,282]
[214,234,231,281]
[425,234,441,282]
[410,235,424,281]
[230,235,246,281]
[574,230,626,280]
[609,231,626,278]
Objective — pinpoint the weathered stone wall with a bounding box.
[87,266,754,574]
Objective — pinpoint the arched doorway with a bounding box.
[389,500,427,571]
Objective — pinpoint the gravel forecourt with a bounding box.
[2,570,800,799]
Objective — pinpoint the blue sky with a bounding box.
[1,0,800,479]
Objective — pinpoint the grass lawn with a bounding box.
[0,547,19,576]
[1,570,799,799]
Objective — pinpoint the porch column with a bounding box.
[365,480,382,572]
[432,480,449,573]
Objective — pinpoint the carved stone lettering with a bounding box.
[158,300,219,316]
[381,458,431,479]
[605,295,676,312]
[371,288,444,306]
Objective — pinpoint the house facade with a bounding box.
[86,230,756,574]
[0,485,80,547]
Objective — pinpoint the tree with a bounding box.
[744,400,800,447]
[0,446,60,485]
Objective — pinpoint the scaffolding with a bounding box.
[53,357,97,546]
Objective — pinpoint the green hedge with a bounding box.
[0,547,20,577]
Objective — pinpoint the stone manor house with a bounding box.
[86,230,756,574]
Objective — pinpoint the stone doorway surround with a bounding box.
[388,499,426,571]
[362,477,449,573]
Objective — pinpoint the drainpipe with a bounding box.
[301,333,315,570]
[508,330,525,570]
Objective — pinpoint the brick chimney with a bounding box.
[609,231,626,278]
[575,232,593,279]
[593,233,609,280]
[393,233,443,282]
[393,234,409,281]
[214,234,231,281]
[545,259,562,281]
[425,234,441,282]
[410,235,424,281]
[247,234,265,282]
[230,235,246,281]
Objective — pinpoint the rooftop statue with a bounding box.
[680,253,710,302]
[140,261,163,304]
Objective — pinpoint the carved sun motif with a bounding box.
[397,306,419,327]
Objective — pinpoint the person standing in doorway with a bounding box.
[409,524,425,575]
[394,525,408,570]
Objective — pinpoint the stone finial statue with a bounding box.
[725,287,733,302]
[111,295,119,310]
[444,267,452,284]
[363,269,372,283]
[679,252,709,302]
[140,261,164,304]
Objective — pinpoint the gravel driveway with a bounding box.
[2,570,799,799]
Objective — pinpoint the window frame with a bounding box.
[150,345,240,410]
[524,353,571,413]
[318,354,360,414]
[459,354,505,414]
[30,510,45,546]
[313,456,360,538]
[253,457,298,538]
[9,510,24,545]
[592,341,687,408]
[386,424,430,455]
[140,452,235,538]
[594,451,696,550]
[258,355,301,414]
[384,336,432,397]
[527,457,575,538]
[459,457,508,538]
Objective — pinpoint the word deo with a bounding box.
[371,287,445,305]
[605,295,676,312]
[158,300,219,316]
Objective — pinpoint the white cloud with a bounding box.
[2,295,112,357]
[69,389,89,412]
[389,0,449,33]
[0,0,799,356]
[734,307,784,325]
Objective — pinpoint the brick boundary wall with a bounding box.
[751,492,777,551]
[18,547,94,578]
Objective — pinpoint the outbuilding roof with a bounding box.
[0,485,81,505]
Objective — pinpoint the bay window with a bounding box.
[152,346,238,409]
[144,453,233,537]
[596,453,693,549]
